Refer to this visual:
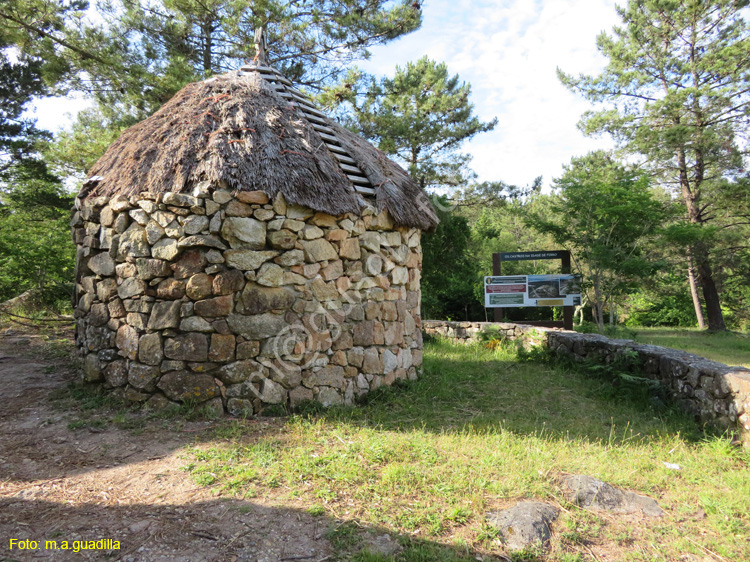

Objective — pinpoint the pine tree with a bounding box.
[327,57,496,190]
[0,37,74,303]
[1,0,423,114]
[1,0,424,174]
[558,0,750,331]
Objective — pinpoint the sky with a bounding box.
[32,0,621,190]
[357,0,621,188]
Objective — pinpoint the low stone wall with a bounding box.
[423,321,750,442]
[423,320,537,343]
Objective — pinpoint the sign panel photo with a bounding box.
[484,274,582,308]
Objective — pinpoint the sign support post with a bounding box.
[560,252,573,331]
[492,252,504,322]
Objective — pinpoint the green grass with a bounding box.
[630,327,750,368]
[182,339,750,561]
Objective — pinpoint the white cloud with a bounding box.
[25,0,623,190]
[360,0,621,189]
[27,94,93,133]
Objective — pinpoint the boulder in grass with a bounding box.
[487,501,559,552]
[562,474,665,517]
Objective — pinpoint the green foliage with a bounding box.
[465,189,554,279]
[3,0,423,174]
[0,1,92,89]
[45,107,128,177]
[477,325,505,344]
[0,183,75,303]
[559,0,750,331]
[0,39,74,303]
[0,52,48,162]
[461,186,567,323]
[3,0,423,100]
[330,57,496,190]
[626,288,698,327]
[421,196,481,320]
[526,151,669,332]
[552,346,669,411]
[0,35,52,184]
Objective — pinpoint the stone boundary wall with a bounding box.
[423,321,750,443]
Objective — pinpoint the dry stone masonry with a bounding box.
[73,185,424,415]
[423,320,750,444]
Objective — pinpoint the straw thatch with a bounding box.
[83,71,438,230]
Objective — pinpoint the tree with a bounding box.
[526,152,669,333]
[558,0,750,331]
[420,196,479,320]
[0,38,74,303]
[0,173,75,304]
[463,183,571,324]
[44,107,128,178]
[0,37,49,177]
[625,272,704,327]
[326,57,497,190]
[1,0,423,175]
[1,0,422,111]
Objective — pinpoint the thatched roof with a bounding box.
[82,67,438,231]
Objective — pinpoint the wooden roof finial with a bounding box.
[253,25,267,66]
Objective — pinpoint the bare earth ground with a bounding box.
[0,329,334,562]
[1,326,735,562]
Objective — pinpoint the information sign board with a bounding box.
[499,251,567,261]
[484,274,582,308]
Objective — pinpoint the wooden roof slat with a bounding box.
[331,152,357,165]
[309,122,336,136]
[271,73,293,86]
[253,65,277,74]
[347,174,370,185]
[292,99,327,118]
[317,131,341,144]
[339,162,363,175]
[302,112,328,126]
[248,65,377,196]
[325,143,347,155]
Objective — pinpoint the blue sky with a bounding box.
[358,0,621,188]
[32,0,621,189]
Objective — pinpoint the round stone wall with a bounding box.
[71,184,423,415]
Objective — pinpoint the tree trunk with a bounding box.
[202,20,213,73]
[675,144,726,331]
[686,251,706,329]
[575,294,588,326]
[594,274,604,333]
[693,243,725,331]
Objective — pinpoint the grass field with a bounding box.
[628,327,750,368]
[182,339,750,561]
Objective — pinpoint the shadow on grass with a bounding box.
[317,339,705,445]
[0,497,499,562]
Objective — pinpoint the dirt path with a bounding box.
[0,330,333,562]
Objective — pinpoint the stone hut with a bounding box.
[71,64,439,415]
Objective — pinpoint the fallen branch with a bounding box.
[0,310,73,323]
